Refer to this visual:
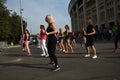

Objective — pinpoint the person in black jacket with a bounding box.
[45,14,60,71]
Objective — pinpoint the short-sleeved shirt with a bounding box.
[40,31,47,40]
[86,25,94,34]
[85,25,95,46]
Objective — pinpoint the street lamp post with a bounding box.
[20,0,23,34]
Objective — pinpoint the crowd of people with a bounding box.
[20,15,60,71]
[20,14,120,71]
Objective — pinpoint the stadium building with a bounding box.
[68,0,120,32]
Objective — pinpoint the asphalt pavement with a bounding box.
[0,41,120,80]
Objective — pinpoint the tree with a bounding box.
[9,12,21,44]
[0,0,6,5]
[0,0,11,41]
[0,0,22,44]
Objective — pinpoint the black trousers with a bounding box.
[47,37,58,66]
[114,35,120,49]
[22,43,25,47]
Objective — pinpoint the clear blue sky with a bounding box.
[5,0,71,34]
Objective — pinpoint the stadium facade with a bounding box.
[68,0,120,32]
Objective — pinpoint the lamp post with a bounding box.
[20,0,23,34]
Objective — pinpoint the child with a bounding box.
[40,25,49,57]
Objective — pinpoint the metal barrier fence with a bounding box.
[0,41,8,48]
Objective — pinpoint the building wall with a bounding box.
[68,0,120,32]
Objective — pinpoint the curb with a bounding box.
[0,45,21,49]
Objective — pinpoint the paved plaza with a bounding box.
[0,41,120,80]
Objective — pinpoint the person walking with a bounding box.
[71,31,77,46]
[114,19,120,54]
[82,19,97,59]
[24,29,31,56]
[58,28,65,52]
[36,33,41,48]
[40,25,49,57]
[20,34,26,51]
[64,25,74,53]
[80,27,86,48]
[45,14,60,71]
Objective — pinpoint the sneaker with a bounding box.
[52,66,60,71]
[41,54,45,56]
[48,62,55,65]
[92,55,97,59]
[65,51,68,53]
[84,54,90,57]
[59,49,62,51]
[45,54,49,57]
[28,54,31,56]
[63,50,65,52]
[22,49,26,52]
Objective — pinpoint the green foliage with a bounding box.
[8,12,21,44]
[0,0,23,44]
[0,0,10,40]
[0,0,6,4]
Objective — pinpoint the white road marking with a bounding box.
[2,58,23,63]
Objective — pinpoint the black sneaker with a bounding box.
[52,66,60,71]
[48,62,55,65]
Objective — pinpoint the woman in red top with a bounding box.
[40,25,49,57]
